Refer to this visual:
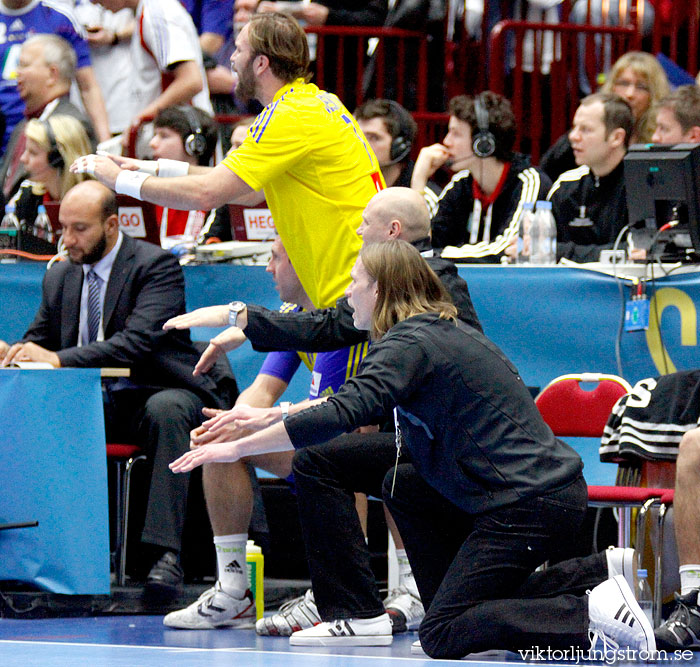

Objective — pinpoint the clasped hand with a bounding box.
[169,404,278,473]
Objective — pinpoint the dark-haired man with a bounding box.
[547,92,633,263]
[74,11,384,311]
[411,91,551,263]
[354,98,439,214]
[0,180,234,598]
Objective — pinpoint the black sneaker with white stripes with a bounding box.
[656,589,700,650]
[289,613,392,646]
[588,575,656,654]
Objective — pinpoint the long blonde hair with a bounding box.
[601,51,670,142]
[24,115,92,198]
[360,240,457,340]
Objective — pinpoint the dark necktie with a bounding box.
[87,269,102,343]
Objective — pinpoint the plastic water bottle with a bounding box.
[530,200,557,265]
[246,540,264,620]
[516,202,535,264]
[0,202,20,231]
[636,568,654,627]
[33,205,54,242]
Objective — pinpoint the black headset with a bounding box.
[180,106,208,157]
[386,100,414,165]
[472,93,497,159]
[43,119,64,169]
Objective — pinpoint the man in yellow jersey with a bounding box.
[72,11,384,309]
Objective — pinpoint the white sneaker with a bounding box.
[606,546,638,591]
[384,587,424,632]
[588,575,656,654]
[256,588,321,636]
[411,639,425,655]
[163,582,256,629]
[289,613,393,646]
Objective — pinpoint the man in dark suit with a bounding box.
[0,180,233,597]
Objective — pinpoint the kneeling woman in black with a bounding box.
[170,240,654,659]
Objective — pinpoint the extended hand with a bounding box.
[163,305,230,330]
[170,440,242,473]
[193,327,247,376]
[70,153,123,190]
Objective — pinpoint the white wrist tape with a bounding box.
[157,159,189,178]
[139,160,158,176]
[115,170,150,199]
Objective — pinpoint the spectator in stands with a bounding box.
[0,0,110,152]
[651,85,700,144]
[0,180,236,600]
[147,106,224,248]
[71,0,135,136]
[161,186,482,634]
[354,99,439,214]
[602,52,670,143]
[93,0,213,141]
[73,11,382,313]
[169,239,654,656]
[9,115,92,253]
[547,92,633,263]
[0,35,97,205]
[411,91,551,263]
[541,51,669,181]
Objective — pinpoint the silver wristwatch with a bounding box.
[228,301,246,327]
[280,401,292,421]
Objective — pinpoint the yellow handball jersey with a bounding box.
[223,80,385,309]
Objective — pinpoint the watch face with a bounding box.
[229,301,245,326]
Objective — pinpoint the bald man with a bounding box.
[0,181,232,598]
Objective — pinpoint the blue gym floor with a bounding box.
[2,614,700,666]
[0,614,526,666]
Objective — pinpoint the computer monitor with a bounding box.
[623,143,700,262]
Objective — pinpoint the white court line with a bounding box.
[0,640,467,663]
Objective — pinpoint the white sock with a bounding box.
[679,564,700,596]
[396,548,420,598]
[214,533,248,597]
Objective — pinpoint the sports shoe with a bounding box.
[144,550,183,600]
[588,575,656,654]
[411,639,425,655]
[163,582,255,629]
[606,546,638,591]
[384,587,424,633]
[255,588,321,636]
[289,613,392,646]
[655,589,700,650]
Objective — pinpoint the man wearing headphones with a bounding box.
[148,106,232,248]
[411,91,551,263]
[354,99,440,215]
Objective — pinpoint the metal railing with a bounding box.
[304,25,429,112]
